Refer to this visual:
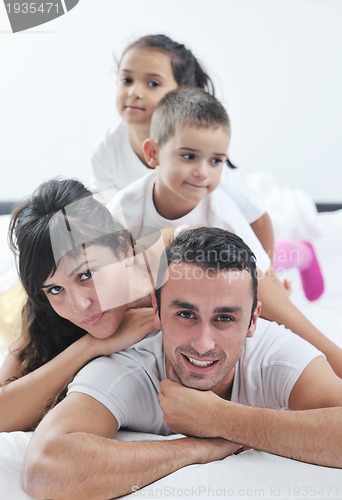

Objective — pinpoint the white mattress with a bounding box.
[1,200,342,499]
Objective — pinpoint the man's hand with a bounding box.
[159,379,224,438]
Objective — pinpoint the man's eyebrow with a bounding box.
[214,306,242,315]
[170,300,199,312]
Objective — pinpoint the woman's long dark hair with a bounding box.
[8,178,130,377]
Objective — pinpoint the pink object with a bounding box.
[273,240,324,301]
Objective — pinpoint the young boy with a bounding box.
[108,87,270,274]
[108,87,342,377]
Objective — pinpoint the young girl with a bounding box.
[90,33,324,300]
[0,178,158,432]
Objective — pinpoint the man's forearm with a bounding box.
[217,402,342,468]
[22,431,238,500]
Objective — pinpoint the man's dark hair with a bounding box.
[155,227,258,322]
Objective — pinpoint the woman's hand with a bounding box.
[91,307,155,357]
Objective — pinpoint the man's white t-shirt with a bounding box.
[107,170,271,273]
[90,122,266,223]
[68,319,323,435]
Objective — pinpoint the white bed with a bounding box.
[1,176,342,500]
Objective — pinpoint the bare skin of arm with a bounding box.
[257,269,342,378]
[0,308,154,432]
[159,356,342,468]
[250,212,275,261]
[21,392,242,500]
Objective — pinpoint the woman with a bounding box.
[0,178,157,432]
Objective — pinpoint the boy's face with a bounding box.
[150,125,229,216]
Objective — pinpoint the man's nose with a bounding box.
[190,323,216,355]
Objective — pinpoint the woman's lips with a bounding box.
[83,313,104,326]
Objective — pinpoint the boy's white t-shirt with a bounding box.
[91,122,266,223]
[107,170,271,273]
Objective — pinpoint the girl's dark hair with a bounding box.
[8,178,131,378]
[121,34,237,169]
[121,34,215,95]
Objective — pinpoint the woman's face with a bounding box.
[41,244,131,339]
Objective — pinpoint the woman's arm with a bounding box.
[0,307,154,432]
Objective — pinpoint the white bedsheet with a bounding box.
[1,200,342,499]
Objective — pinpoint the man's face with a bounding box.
[154,263,260,397]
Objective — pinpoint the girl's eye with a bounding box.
[148,81,160,88]
[47,286,63,296]
[181,153,195,161]
[121,77,133,85]
[178,311,195,320]
[80,270,95,282]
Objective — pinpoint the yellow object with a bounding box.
[0,282,26,344]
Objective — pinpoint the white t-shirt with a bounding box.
[107,170,271,273]
[68,319,323,435]
[90,122,266,223]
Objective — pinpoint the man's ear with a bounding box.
[151,292,162,329]
[246,301,262,338]
[143,138,159,168]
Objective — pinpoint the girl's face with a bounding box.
[116,47,178,128]
[41,245,130,339]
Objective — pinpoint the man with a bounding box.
[22,228,342,500]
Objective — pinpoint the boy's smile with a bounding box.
[150,125,230,220]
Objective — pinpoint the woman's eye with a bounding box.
[181,153,195,161]
[80,270,95,282]
[148,81,160,88]
[47,286,63,296]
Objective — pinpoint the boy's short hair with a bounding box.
[150,87,230,146]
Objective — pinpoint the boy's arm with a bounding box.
[250,212,275,261]
[21,392,242,500]
[159,357,342,468]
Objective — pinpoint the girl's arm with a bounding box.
[0,307,154,432]
[257,270,342,378]
[250,212,275,261]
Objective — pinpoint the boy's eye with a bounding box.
[148,81,160,88]
[211,158,224,166]
[181,153,195,161]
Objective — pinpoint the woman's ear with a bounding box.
[143,138,159,168]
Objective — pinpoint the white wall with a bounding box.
[0,0,341,202]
